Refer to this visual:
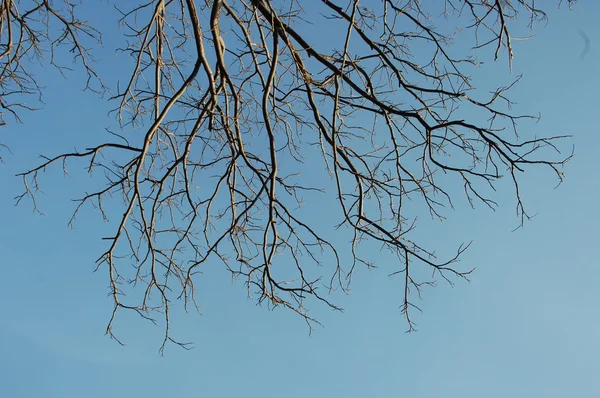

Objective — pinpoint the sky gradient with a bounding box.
[1,2,599,397]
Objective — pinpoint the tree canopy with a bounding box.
[2,0,575,351]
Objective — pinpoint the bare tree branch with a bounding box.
[11,0,575,351]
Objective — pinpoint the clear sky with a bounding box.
[1,2,599,397]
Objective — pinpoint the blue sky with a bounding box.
[1,2,599,397]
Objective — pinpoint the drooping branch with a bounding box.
[15,0,573,350]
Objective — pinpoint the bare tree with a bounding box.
[7,0,574,351]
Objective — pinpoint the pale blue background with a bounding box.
[1,3,599,397]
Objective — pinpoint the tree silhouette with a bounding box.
[4,0,575,351]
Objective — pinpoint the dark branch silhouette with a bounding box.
[4,0,576,352]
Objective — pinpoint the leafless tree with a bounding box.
[6,0,575,351]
